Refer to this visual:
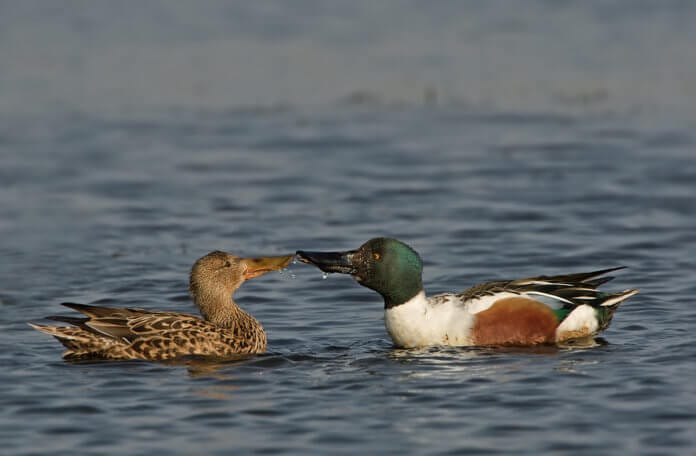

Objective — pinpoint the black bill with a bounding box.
[295,250,358,275]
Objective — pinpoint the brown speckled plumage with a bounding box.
[29,250,293,361]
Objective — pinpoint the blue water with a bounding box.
[1,2,696,455]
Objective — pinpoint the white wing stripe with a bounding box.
[523,291,574,305]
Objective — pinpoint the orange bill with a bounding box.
[242,255,294,280]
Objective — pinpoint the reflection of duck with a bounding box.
[297,237,638,348]
[30,251,293,361]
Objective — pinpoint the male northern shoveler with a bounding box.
[297,237,638,348]
[29,251,293,361]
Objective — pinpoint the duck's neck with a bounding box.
[195,292,258,329]
[381,281,426,309]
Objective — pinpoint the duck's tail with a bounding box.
[28,322,128,361]
[595,288,639,331]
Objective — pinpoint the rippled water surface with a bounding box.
[2,2,696,455]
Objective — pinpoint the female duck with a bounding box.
[30,250,293,360]
[297,237,638,347]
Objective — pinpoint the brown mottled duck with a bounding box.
[29,251,294,361]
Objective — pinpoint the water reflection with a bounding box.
[177,355,256,378]
[383,340,609,381]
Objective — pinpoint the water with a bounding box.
[2,2,696,455]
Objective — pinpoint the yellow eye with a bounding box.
[373,252,381,261]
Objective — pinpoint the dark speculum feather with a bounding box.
[60,302,124,318]
[47,315,89,326]
[540,266,626,284]
[553,288,600,297]
[582,276,615,287]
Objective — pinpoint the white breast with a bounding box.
[384,291,477,348]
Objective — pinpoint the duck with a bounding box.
[297,237,638,348]
[29,250,294,361]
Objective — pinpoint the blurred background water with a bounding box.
[1,1,695,455]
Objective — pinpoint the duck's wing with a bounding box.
[54,302,197,342]
[455,267,638,325]
[31,303,222,360]
[442,267,638,344]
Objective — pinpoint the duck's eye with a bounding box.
[224,261,232,268]
[373,252,381,261]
